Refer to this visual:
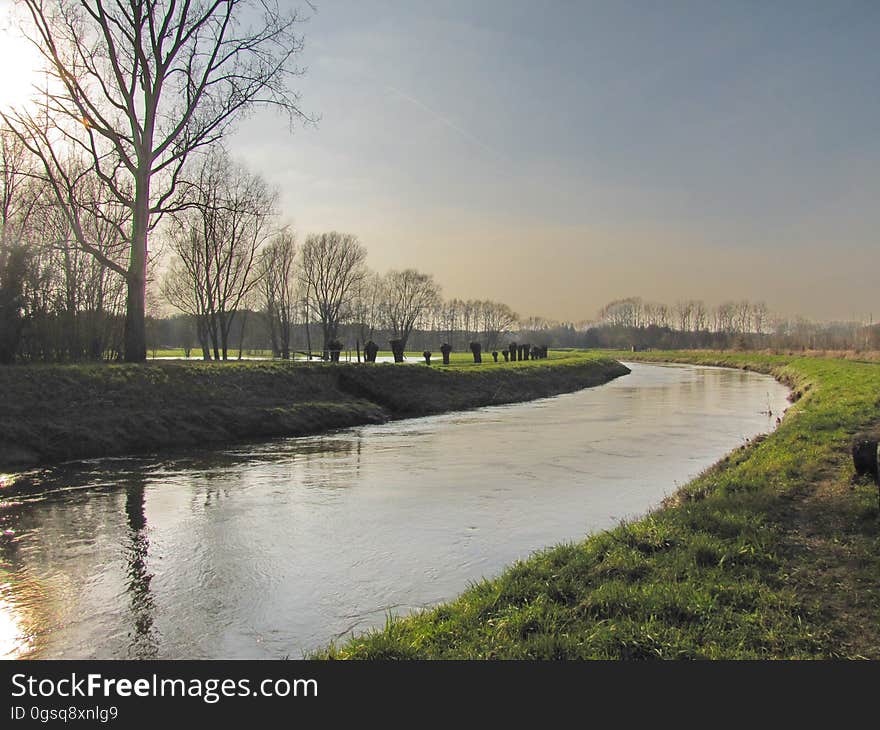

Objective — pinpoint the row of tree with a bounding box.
[591,296,878,351]
[157,161,522,360]
[0,0,310,362]
[4,133,877,363]
[597,297,770,335]
[1,130,129,361]
[1,3,876,365]
[1,99,523,363]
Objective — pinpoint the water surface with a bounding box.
[0,362,789,659]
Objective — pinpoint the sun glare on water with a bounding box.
[0,594,31,659]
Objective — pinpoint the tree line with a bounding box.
[160,200,523,361]
[1,3,875,364]
[0,1,526,364]
[4,120,877,362]
[0,0,310,362]
[589,296,878,351]
[1,122,525,363]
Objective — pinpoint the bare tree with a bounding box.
[692,300,708,332]
[599,297,643,328]
[2,131,130,361]
[49,174,129,359]
[675,300,693,333]
[349,269,382,353]
[655,303,670,328]
[460,299,478,348]
[441,298,461,347]
[479,300,518,350]
[298,231,366,354]
[255,228,297,359]
[378,268,440,360]
[716,301,737,333]
[735,299,752,334]
[0,126,37,360]
[163,227,210,358]
[163,149,276,360]
[751,301,768,335]
[1,125,41,247]
[2,0,310,361]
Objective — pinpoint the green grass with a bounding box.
[316,351,880,659]
[148,348,276,359]
[1,351,626,468]
[148,347,577,366]
[375,350,578,367]
[0,361,387,467]
[335,352,627,417]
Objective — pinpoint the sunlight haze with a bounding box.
[3,0,877,322]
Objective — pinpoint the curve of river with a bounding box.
[0,362,790,659]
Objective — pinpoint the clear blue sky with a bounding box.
[34,0,880,322]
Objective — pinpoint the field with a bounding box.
[317,351,880,659]
[147,348,573,366]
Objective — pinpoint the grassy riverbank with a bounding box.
[318,352,880,659]
[0,351,627,469]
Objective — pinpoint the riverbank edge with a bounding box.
[1,355,629,470]
[316,352,880,659]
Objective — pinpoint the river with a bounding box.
[0,362,790,659]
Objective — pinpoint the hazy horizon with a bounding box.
[3,0,878,323]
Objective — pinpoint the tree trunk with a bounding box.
[389,339,404,363]
[322,322,334,360]
[124,176,150,363]
[123,273,146,363]
[304,303,312,359]
[219,311,230,361]
[237,309,248,360]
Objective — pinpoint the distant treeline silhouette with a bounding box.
[137,304,879,361]
[2,139,876,366]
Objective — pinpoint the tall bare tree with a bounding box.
[599,297,644,328]
[2,0,309,361]
[0,127,37,360]
[163,148,276,360]
[255,228,297,359]
[479,300,518,350]
[735,299,752,334]
[693,300,708,332]
[715,301,737,333]
[751,301,769,336]
[298,231,366,353]
[1,125,41,247]
[378,268,440,359]
[349,269,382,352]
[441,298,461,347]
[675,300,693,333]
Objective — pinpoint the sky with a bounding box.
[3,1,879,323]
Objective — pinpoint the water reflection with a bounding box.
[0,557,41,659]
[2,363,791,659]
[6,436,362,499]
[0,595,29,659]
[124,479,158,658]
[1,489,36,658]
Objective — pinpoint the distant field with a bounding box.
[149,348,275,359]
[148,348,576,365]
